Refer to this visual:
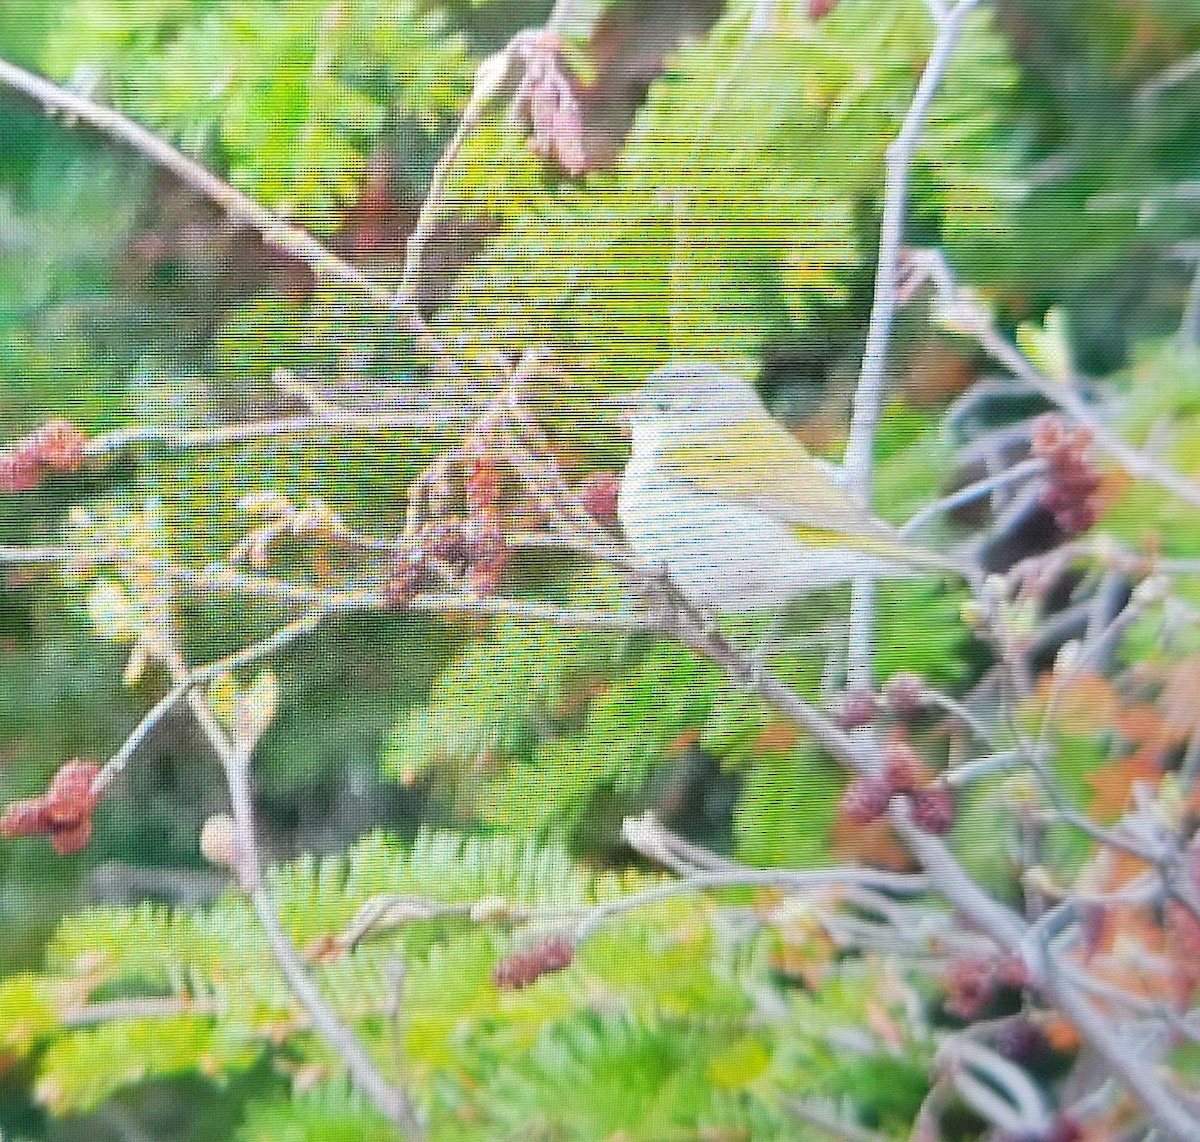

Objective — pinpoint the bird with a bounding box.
[615,360,959,614]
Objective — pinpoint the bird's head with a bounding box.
[615,361,769,436]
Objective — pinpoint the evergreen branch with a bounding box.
[0,55,462,378]
[845,0,983,686]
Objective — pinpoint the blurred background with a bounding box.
[5,1,1200,1138]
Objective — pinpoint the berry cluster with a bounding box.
[1031,415,1103,536]
[0,759,102,855]
[993,1018,1051,1066]
[0,419,89,494]
[839,742,955,834]
[386,443,513,607]
[492,934,576,990]
[943,952,1030,1020]
[385,515,512,606]
[833,672,929,730]
[511,31,588,176]
[832,686,878,730]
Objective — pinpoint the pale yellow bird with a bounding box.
[616,361,959,614]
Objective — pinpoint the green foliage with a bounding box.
[441,0,1018,386]
[735,745,845,868]
[385,561,972,855]
[237,1082,394,1142]
[0,825,938,1138]
[43,0,472,229]
[0,828,795,1136]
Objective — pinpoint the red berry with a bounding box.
[883,672,926,716]
[464,517,508,566]
[911,788,954,834]
[1168,900,1200,960]
[996,954,1031,989]
[993,1018,1049,1064]
[1031,415,1103,536]
[0,447,41,493]
[29,420,88,472]
[493,935,576,989]
[882,743,923,793]
[1045,1116,1084,1142]
[468,561,505,597]
[579,472,621,523]
[945,954,998,1020]
[0,797,50,838]
[808,0,839,17]
[834,687,878,730]
[51,816,93,856]
[465,457,503,513]
[419,519,467,563]
[841,776,893,823]
[44,759,101,827]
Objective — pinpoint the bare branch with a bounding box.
[84,405,477,460]
[910,248,1200,513]
[844,0,982,685]
[179,686,425,1137]
[901,457,1048,537]
[91,612,329,798]
[573,863,931,943]
[787,1100,894,1142]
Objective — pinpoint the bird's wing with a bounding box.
[659,419,949,571]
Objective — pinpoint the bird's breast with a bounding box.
[617,446,809,611]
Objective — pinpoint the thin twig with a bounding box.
[84,407,475,459]
[179,684,426,1138]
[63,996,217,1027]
[1137,50,1200,103]
[91,612,329,797]
[911,248,1200,512]
[0,544,657,633]
[394,48,516,312]
[897,810,1200,1140]
[1181,259,1200,349]
[844,0,982,685]
[901,458,1047,536]
[787,1100,894,1142]
[574,865,931,942]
